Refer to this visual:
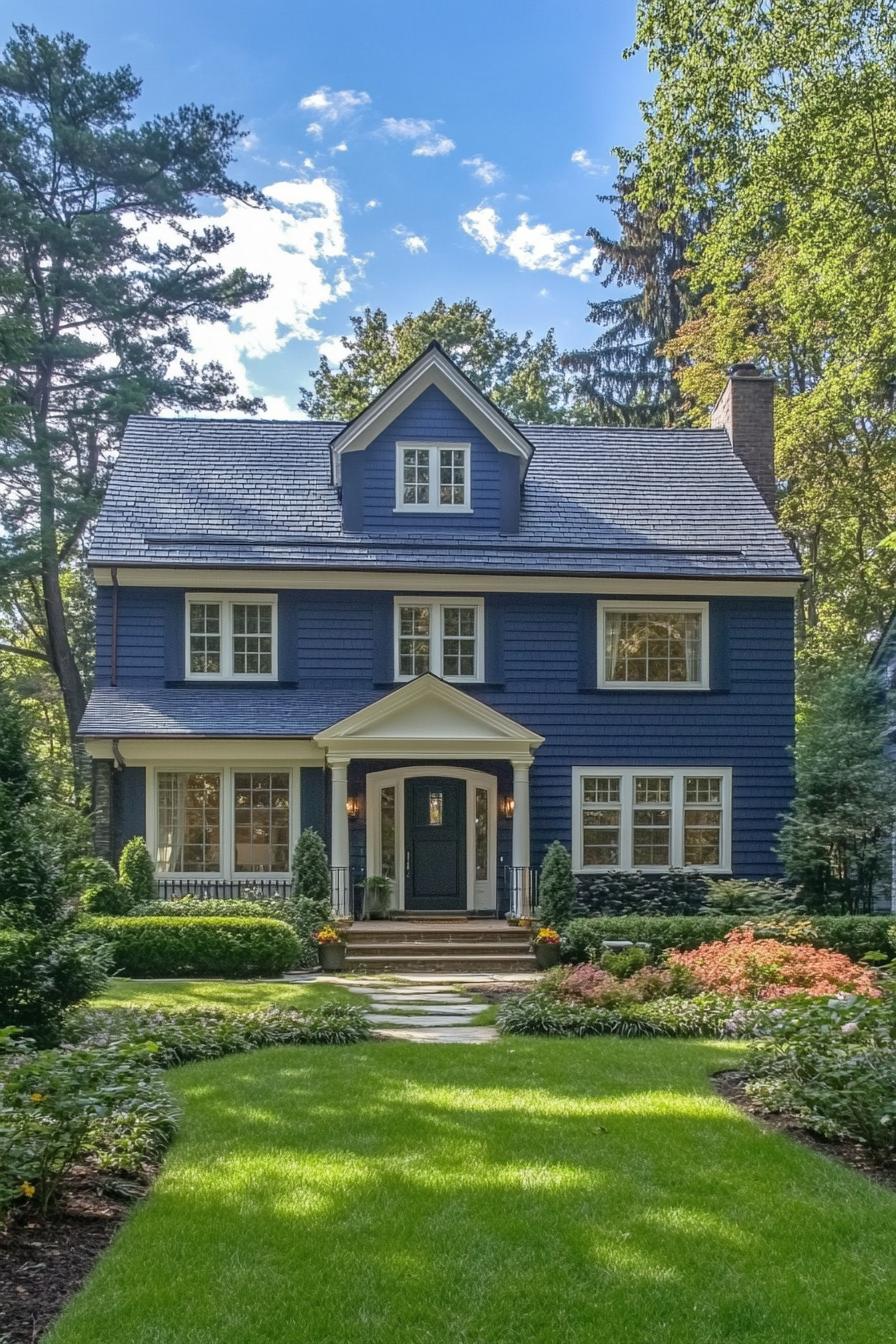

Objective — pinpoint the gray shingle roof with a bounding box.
[80,686,380,738]
[87,416,801,579]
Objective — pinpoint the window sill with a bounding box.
[392,507,474,515]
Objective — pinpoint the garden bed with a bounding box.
[0,1164,156,1344]
[714,1070,896,1192]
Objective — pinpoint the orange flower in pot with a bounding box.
[314,924,347,972]
[533,926,561,969]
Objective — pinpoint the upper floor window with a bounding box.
[394,597,484,682]
[186,595,277,680]
[597,601,708,689]
[395,441,471,512]
[572,767,731,873]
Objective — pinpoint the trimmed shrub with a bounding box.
[81,916,300,977]
[809,916,894,961]
[667,928,880,1000]
[118,837,156,906]
[292,828,330,905]
[538,842,576,929]
[599,946,649,979]
[81,878,134,915]
[498,990,731,1039]
[574,868,709,917]
[563,915,739,962]
[134,898,276,919]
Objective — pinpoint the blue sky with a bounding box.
[26,0,651,417]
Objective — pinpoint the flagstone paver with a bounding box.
[338,976,500,1043]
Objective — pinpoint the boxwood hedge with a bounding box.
[80,915,300,977]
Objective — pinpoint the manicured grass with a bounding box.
[48,1037,896,1344]
[93,977,356,1011]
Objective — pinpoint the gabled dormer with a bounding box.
[330,342,534,535]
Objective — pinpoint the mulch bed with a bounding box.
[0,1166,156,1344]
[714,1069,896,1192]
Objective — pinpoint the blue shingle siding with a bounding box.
[113,766,146,856]
[84,587,795,878]
[350,386,511,533]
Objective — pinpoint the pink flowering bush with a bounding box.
[667,927,880,1000]
[550,961,686,1007]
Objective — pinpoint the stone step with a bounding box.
[347,939,528,956]
[345,952,536,974]
[347,928,530,945]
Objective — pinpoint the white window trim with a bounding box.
[185,593,278,682]
[146,764,300,881]
[597,599,710,691]
[394,440,472,513]
[571,766,732,874]
[393,596,485,683]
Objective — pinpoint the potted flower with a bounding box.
[364,875,393,920]
[314,924,347,972]
[533,926,561,969]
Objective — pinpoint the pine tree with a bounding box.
[564,166,698,426]
[538,841,576,930]
[291,829,331,906]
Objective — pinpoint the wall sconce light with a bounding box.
[500,795,515,819]
[345,796,361,821]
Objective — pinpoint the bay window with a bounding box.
[598,601,708,688]
[186,595,277,680]
[152,768,296,878]
[394,597,483,681]
[573,767,731,872]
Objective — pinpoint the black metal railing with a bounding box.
[329,867,352,919]
[503,866,538,919]
[156,878,293,902]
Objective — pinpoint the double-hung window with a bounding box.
[186,595,277,680]
[153,768,295,878]
[598,601,708,689]
[394,597,483,682]
[395,441,471,512]
[572,767,731,872]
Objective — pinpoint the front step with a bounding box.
[345,920,537,974]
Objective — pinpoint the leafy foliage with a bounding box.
[81,916,300,977]
[291,828,331,906]
[118,837,156,907]
[778,667,895,911]
[498,989,732,1038]
[538,841,576,930]
[666,928,880,1000]
[573,868,710,916]
[299,299,579,424]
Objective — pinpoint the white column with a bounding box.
[329,758,350,910]
[511,758,531,870]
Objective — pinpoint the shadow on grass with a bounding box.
[48,1037,896,1344]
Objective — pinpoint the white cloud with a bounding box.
[570,147,608,175]
[317,334,350,366]
[461,155,501,185]
[299,86,370,122]
[302,156,316,169]
[159,176,359,417]
[332,141,348,153]
[380,116,434,140]
[412,135,455,157]
[459,204,594,282]
[306,122,323,138]
[364,198,381,210]
[393,224,427,254]
[240,131,260,151]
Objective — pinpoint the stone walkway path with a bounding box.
[341,978,498,1043]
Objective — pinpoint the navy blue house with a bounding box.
[80,345,800,914]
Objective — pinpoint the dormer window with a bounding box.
[395,441,471,512]
[186,594,277,680]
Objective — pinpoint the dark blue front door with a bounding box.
[405,777,466,911]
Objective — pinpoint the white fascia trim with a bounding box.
[146,763,301,883]
[185,592,278,682]
[571,765,733,875]
[83,738,324,764]
[597,599,710,691]
[394,441,472,513]
[95,568,803,598]
[329,347,533,484]
[393,596,484,683]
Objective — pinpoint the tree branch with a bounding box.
[0,641,50,662]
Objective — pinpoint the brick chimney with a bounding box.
[710,362,776,512]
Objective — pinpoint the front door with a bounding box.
[404,777,466,910]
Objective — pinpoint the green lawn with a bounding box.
[93,977,356,1011]
[48,1036,896,1344]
